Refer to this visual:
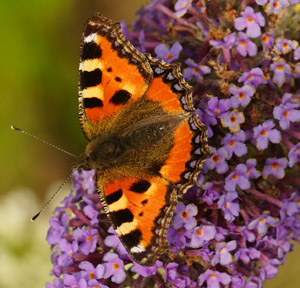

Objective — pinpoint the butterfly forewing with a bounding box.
[79,13,153,140]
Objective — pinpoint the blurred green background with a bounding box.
[0,0,299,287]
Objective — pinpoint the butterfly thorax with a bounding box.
[81,112,188,178]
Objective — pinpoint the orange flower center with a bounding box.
[240,40,246,46]
[230,116,237,123]
[259,218,266,224]
[225,202,229,208]
[166,54,173,60]
[220,247,226,253]
[263,36,269,43]
[89,272,95,279]
[212,155,220,162]
[87,236,93,242]
[183,2,188,8]
[113,263,119,270]
[181,211,188,218]
[238,92,245,99]
[214,184,221,190]
[214,109,220,115]
[283,110,289,118]
[277,65,284,70]
[247,17,254,22]
[197,229,203,236]
[193,67,200,73]
[229,140,235,147]
[261,130,267,136]
[272,163,279,169]
[282,43,288,49]
[197,1,203,8]
[232,174,239,180]
[177,228,183,233]
[273,1,279,8]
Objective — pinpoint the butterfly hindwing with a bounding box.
[97,174,177,266]
[79,13,153,140]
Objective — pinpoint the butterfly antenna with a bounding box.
[31,170,75,221]
[11,125,78,158]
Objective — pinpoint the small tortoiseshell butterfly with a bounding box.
[78,13,210,266]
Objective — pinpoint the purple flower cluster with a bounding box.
[47,1,300,287]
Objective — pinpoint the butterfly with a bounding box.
[78,13,210,266]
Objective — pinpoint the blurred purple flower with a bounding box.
[167,225,192,250]
[212,240,237,266]
[235,247,261,264]
[172,202,198,230]
[245,159,261,179]
[174,0,192,18]
[206,97,230,118]
[220,110,245,133]
[248,214,279,236]
[154,41,182,63]
[73,227,98,255]
[294,46,300,60]
[238,67,267,87]
[103,252,126,284]
[266,0,289,14]
[194,0,206,12]
[275,38,298,54]
[253,120,281,150]
[218,191,240,221]
[131,260,163,277]
[87,279,108,288]
[46,278,64,288]
[183,59,211,83]
[270,58,291,87]
[262,32,274,50]
[236,32,258,57]
[225,164,251,191]
[234,6,265,38]
[256,0,268,5]
[79,261,105,281]
[201,181,222,205]
[210,32,236,49]
[104,226,129,259]
[190,223,216,248]
[204,147,229,174]
[63,273,87,288]
[57,239,78,267]
[222,131,247,157]
[198,269,231,287]
[288,143,300,167]
[273,94,300,130]
[263,157,288,179]
[229,84,255,108]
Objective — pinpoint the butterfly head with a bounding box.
[79,136,124,171]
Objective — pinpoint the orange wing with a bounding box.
[97,175,177,266]
[78,13,153,140]
[145,55,211,193]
